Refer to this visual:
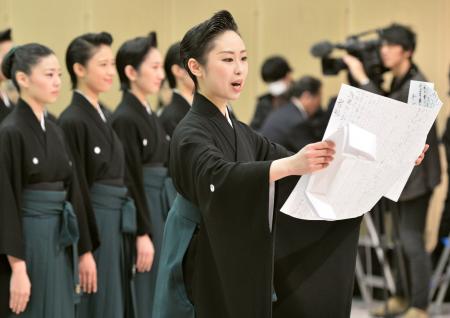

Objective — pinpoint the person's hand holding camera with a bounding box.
[342,55,370,86]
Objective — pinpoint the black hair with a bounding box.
[0,28,12,44]
[116,32,158,91]
[261,56,292,83]
[180,10,239,90]
[164,42,182,89]
[66,32,113,89]
[1,43,54,91]
[380,23,416,53]
[289,76,322,98]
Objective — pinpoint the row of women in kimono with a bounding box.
[0,10,428,318]
[0,27,190,317]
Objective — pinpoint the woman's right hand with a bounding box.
[289,140,335,175]
[8,257,31,315]
[79,252,97,294]
[136,234,155,273]
[270,141,335,182]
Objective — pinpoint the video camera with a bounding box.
[311,28,388,86]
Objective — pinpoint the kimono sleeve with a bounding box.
[58,118,100,254]
[112,116,152,236]
[171,123,280,317]
[246,124,292,160]
[0,128,25,260]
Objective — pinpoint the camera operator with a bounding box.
[344,23,441,318]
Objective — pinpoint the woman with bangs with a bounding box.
[112,32,175,318]
[59,32,136,318]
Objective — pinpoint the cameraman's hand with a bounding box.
[342,55,370,85]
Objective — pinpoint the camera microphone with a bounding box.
[310,41,334,58]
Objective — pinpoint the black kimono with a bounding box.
[153,93,290,318]
[159,91,191,137]
[257,102,361,317]
[439,117,450,237]
[112,91,172,318]
[44,110,57,122]
[100,103,113,121]
[59,91,135,318]
[273,204,362,318]
[0,99,91,318]
[0,96,13,123]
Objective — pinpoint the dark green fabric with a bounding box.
[162,177,177,218]
[143,167,176,221]
[77,183,136,318]
[133,167,175,318]
[10,190,79,318]
[152,194,201,318]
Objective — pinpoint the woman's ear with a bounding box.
[124,65,137,82]
[73,62,86,79]
[15,71,29,89]
[171,64,183,79]
[187,58,202,78]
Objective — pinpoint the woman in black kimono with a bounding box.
[59,32,136,318]
[160,41,194,137]
[0,28,15,124]
[112,32,174,318]
[152,11,336,318]
[0,44,93,317]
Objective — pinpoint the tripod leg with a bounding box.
[355,252,373,305]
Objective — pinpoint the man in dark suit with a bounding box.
[250,56,293,130]
[260,76,327,152]
[0,28,15,124]
[344,24,441,318]
[159,42,194,137]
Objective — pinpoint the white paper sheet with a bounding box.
[281,81,442,220]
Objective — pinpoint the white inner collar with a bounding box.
[225,107,233,128]
[75,90,107,122]
[40,113,46,131]
[0,91,11,107]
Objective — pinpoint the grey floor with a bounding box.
[350,300,450,318]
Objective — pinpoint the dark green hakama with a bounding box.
[10,190,79,318]
[134,167,176,318]
[76,183,136,318]
[152,194,200,318]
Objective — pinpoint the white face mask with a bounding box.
[268,79,288,96]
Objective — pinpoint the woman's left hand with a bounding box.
[415,144,429,166]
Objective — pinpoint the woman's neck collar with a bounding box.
[177,85,194,105]
[21,95,45,122]
[198,90,228,116]
[76,85,100,107]
[129,86,149,107]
